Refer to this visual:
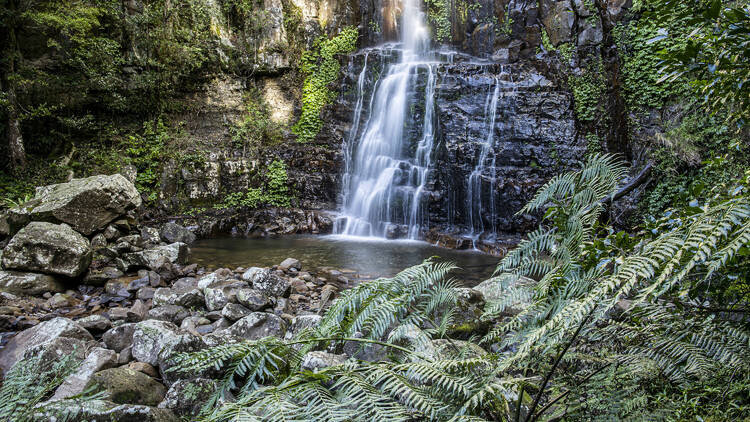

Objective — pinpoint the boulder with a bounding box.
[160,222,196,244]
[431,339,487,359]
[158,378,218,417]
[474,274,533,315]
[241,267,270,284]
[153,286,203,308]
[147,305,191,325]
[278,258,301,271]
[52,347,117,400]
[0,317,93,373]
[21,337,89,374]
[284,314,322,341]
[448,288,487,337]
[1,222,92,277]
[119,242,189,272]
[0,270,64,295]
[253,273,290,298]
[202,279,248,311]
[131,320,202,367]
[300,351,347,372]
[225,312,286,340]
[83,266,124,286]
[8,174,140,235]
[102,323,137,353]
[221,303,252,321]
[77,314,112,333]
[236,288,269,311]
[34,399,178,422]
[87,367,166,406]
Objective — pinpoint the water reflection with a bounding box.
[190,235,499,286]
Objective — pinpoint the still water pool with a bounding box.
[190,235,500,286]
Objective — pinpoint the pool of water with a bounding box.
[189,235,500,286]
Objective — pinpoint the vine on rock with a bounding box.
[292,27,358,143]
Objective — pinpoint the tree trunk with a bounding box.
[1,0,26,171]
[6,86,26,171]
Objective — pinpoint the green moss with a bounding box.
[292,27,358,143]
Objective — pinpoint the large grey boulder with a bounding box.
[87,367,167,406]
[52,347,117,400]
[35,399,178,422]
[160,222,196,244]
[244,268,289,298]
[119,242,189,272]
[225,312,286,340]
[9,174,141,235]
[1,222,92,277]
[0,316,93,373]
[0,270,64,295]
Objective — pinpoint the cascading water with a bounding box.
[466,73,501,239]
[335,0,437,239]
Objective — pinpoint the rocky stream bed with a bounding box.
[0,173,509,421]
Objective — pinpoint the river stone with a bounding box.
[148,305,191,325]
[284,314,322,340]
[158,378,218,417]
[83,266,125,286]
[153,286,203,308]
[77,314,112,333]
[52,347,117,400]
[119,242,189,272]
[102,323,136,353]
[131,320,202,367]
[474,274,533,314]
[225,312,286,340]
[0,270,64,295]
[8,174,140,235]
[300,351,347,372]
[1,222,92,277]
[160,222,196,244]
[87,367,167,406]
[241,267,270,284]
[253,273,290,298]
[0,316,93,373]
[235,288,268,311]
[278,257,301,271]
[34,399,178,422]
[221,303,252,321]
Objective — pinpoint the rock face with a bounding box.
[9,174,141,235]
[0,270,63,295]
[1,222,92,277]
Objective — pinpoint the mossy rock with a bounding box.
[87,367,166,406]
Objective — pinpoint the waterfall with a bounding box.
[335,0,437,239]
[467,73,501,239]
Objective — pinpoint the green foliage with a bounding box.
[646,0,750,125]
[585,133,602,157]
[613,4,690,112]
[0,351,105,422]
[292,27,358,143]
[215,160,291,209]
[123,119,170,204]
[425,0,451,42]
[231,89,282,151]
[569,66,606,122]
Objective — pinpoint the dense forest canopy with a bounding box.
[0,0,749,421]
